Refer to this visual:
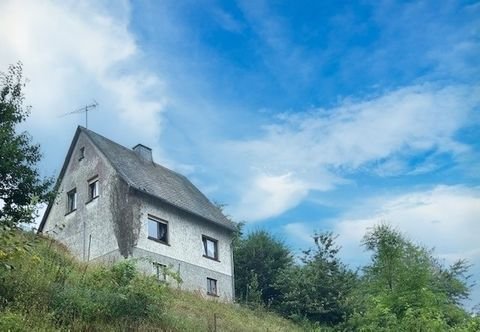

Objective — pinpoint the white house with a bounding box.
[39,126,236,301]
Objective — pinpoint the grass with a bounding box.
[0,230,304,331]
[165,289,303,331]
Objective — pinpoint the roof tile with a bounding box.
[82,128,235,231]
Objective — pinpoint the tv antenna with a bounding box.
[61,100,98,129]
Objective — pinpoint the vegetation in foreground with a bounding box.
[0,230,303,332]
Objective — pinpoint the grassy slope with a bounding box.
[0,231,303,332]
[165,289,302,331]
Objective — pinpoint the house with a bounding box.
[39,126,236,301]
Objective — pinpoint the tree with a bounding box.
[234,230,293,307]
[349,224,473,330]
[275,232,357,325]
[0,62,51,227]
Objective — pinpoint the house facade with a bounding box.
[39,126,236,301]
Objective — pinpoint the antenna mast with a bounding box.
[61,100,98,129]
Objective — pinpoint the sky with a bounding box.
[1,0,479,307]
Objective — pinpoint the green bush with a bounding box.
[0,232,169,330]
[50,261,169,327]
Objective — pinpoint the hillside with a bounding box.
[0,231,303,332]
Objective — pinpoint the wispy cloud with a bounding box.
[225,84,480,221]
[237,0,316,86]
[0,0,167,151]
[335,185,480,261]
[283,184,480,265]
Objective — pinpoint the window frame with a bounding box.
[147,215,169,245]
[153,262,167,282]
[207,277,218,296]
[202,235,219,261]
[87,176,99,202]
[66,188,77,214]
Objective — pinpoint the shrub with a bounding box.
[0,232,170,330]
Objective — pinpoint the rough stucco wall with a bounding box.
[42,132,119,261]
[133,193,234,300]
[109,176,141,257]
[134,248,234,301]
[42,130,234,300]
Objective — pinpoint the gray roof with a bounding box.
[81,127,235,231]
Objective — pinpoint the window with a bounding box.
[67,189,77,213]
[78,147,85,161]
[153,263,167,282]
[148,216,168,244]
[207,278,218,296]
[88,177,99,201]
[202,235,218,260]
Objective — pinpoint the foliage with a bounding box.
[0,230,304,331]
[234,229,293,306]
[0,62,52,271]
[346,224,474,331]
[0,62,52,227]
[0,231,169,329]
[165,288,304,332]
[275,232,357,325]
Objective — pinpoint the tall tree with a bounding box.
[234,230,293,306]
[350,224,472,330]
[275,232,357,325]
[0,62,51,226]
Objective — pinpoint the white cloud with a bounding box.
[336,185,480,262]
[284,185,480,266]
[211,8,244,33]
[226,84,480,221]
[231,173,309,221]
[283,185,480,306]
[283,222,314,245]
[0,0,167,148]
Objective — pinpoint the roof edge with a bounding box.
[38,126,83,232]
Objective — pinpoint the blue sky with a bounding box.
[1,0,479,307]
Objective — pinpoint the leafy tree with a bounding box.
[275,232,357,325]
[234,230,293,306]
[348,224,472,330]
[0,62,51,227]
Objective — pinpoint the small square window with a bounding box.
[88,178,99,201]
[79,147,85,161]
[67,189,77,213]
[207,278,217,296]
[202,236,218,260]
[148,216,168,244]
[153,263,167,282]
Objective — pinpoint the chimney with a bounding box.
[133,144,153,162]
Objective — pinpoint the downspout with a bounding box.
[230,237,235,302]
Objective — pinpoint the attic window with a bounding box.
[66,188,77,214]
[78,147,85,161]
[148,216,168,244]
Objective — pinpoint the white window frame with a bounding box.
[202,235,219,261]
[87,177,99,201]
[147,215,169,245]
